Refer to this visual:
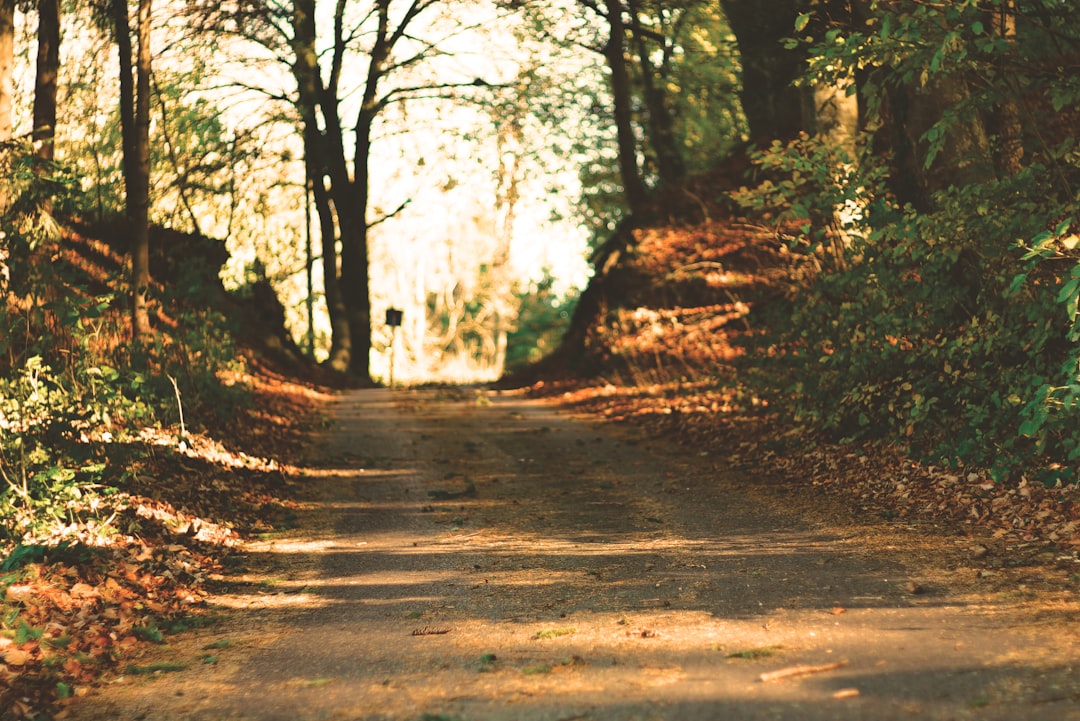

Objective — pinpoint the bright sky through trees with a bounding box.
[7,1,594,382]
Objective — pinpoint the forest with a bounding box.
[1,0,1079,716]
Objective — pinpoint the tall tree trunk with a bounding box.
[625,0,685,188]
[32,0,59,165]
[31,0,59,219]
[341,150,371,381]
[131,0,152,339]
[720,0,806,144]
[113,0,135,188]
[601,0,647,212]
[308,147,351,371]
[991,1,1023,177]
[336,0,394,384]
[0,0,14,214]
[291,0,351,372]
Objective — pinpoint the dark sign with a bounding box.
[385,308,403,327]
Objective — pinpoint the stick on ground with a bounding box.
[759,661,848,683]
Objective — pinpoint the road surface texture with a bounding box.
[69,387,1080,721]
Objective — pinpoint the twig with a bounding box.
[759,661,848,683]
[167,374,186,438]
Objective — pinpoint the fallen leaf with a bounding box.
[69,583,98,600]
[5,585,36,603]
[3,649,33,666]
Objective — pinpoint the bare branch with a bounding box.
[368,197,411,229]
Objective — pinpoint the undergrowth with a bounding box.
[0,145,252,548]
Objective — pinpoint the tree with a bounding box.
[0,0,13,213]
[32,0,60,170]
[131,0,152,338]
[733,0,1080,478]
[624,0,684,187]
[111,0,153,339]
[593,0,648,211]
[719,0,806,144]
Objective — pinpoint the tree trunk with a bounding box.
[113,0,136,188]
[625,0,685,188]
[720,0,806,144]
[308,150,352,372]
[602,0,647,212]
[0,0,15,213]
[32,0,59,165]
[336,0,394,384]
[291,0,352,372]
[991,1,1023,177]
[338,177,371,381]
[131,0,152,339]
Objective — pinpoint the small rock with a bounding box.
[971,545,990,559]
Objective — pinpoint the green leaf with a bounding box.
[1057,278,1079,306]
[794,13,811,33]
[1019,418,1043,437]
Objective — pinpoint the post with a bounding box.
[385,307,403,387]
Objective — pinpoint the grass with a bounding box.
[131,623,165,644]
[521,663,552,675]
[478,653,498,672]
[532,627,576,640]
[724,645,784,659]
[125,662,189,675]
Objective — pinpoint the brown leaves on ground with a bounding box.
[545,373,1080,579]
[0,368,329,720]
[532,209,1080,585]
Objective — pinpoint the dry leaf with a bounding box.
[4,649,33,666]
[5,585,36,603]
[69,583,98,600]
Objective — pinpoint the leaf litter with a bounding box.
[0,372,327,720]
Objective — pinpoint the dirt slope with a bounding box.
[66,388,1080,721]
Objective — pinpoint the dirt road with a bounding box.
[69,388,1080,721]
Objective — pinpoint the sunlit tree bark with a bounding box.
[130,0,152,338]
[0,0,13,213]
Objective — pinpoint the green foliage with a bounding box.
[132,623,166,644]
[1,144,251,545]
[505,273,578,374]
[737,0,1080,482]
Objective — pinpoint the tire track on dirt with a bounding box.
[66,387,1080,721]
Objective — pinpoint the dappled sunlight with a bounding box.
[47,387,1080,721]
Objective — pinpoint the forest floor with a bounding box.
[58,386,1080,721]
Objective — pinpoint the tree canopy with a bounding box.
[2,0,1079,510]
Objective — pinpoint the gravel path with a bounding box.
[68,388,1080,721]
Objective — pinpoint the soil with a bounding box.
[65,387,1080,721]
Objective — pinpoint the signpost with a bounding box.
[385,308,403,387]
